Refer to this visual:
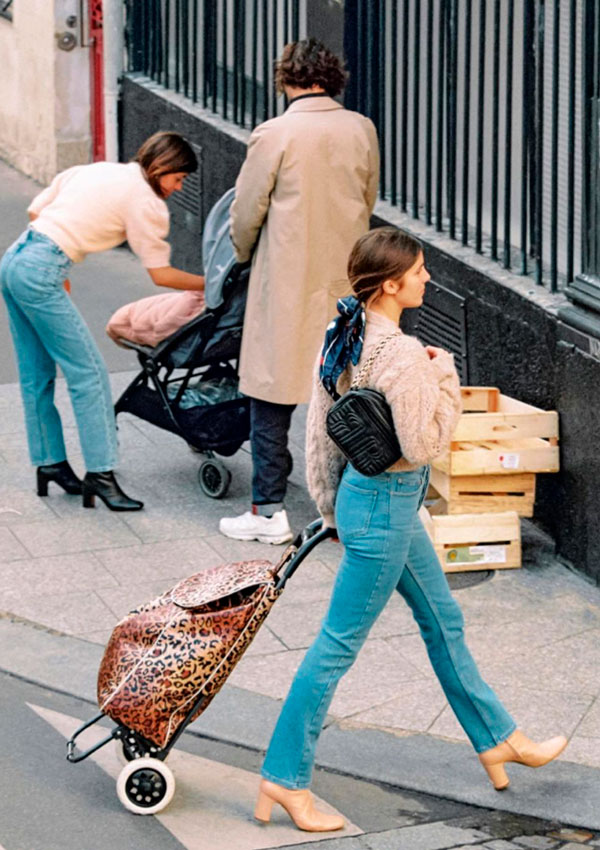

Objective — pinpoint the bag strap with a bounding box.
[350,332,402,390]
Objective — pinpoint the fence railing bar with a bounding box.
[191,0,198,102]
[446,0,458,238]
[379,0,387,200]
[401,0,410,212]
[503,0,514,269]
[475,0,486,252]
[251,0,258,128]
[425,0,434,224]
[390,0,398,206]
[182,0,190,98]
[490,0,501,260]
[240,0,246,127]
[550,0,561,292]
[567,0,577,283]
[435,0,446,231]
[164,0,170,89]
[520,1,533,274]
[272,0,278,116]
[534,0,545,286]
[233,0,239,121]
[461,0,472,245]
[292,0,299,41]
[262,0,269,121]
[222,0,229,119]
[411,0,420,218]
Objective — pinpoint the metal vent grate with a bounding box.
[168,142,203,218]
[401,281,468,382]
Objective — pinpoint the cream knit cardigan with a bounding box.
[306,310,463,527]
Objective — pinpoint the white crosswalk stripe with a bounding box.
[28,703,362,850]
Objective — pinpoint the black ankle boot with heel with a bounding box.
[37,461,82,496]
[82,471,144,512]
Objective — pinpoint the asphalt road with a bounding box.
[1,669,572,850]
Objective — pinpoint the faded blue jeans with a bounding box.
[0,229,118,471]
[261,464,516,789]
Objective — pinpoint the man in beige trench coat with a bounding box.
[220,39,380,544]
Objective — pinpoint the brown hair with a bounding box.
[348,227,423,303]
[274,38,347,97]
[134,132,198,198]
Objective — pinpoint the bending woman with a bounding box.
[254,227,567,832]
[0,132,205,511]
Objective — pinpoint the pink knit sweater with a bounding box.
[306,310,463,527]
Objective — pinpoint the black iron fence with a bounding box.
[125,0,599,294]
[125,0,303,130]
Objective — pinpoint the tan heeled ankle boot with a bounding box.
[479,729,568,790]
[254,779,345,832]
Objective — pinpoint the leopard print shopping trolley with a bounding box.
[66,520,335,815]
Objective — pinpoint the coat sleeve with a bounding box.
[376,337,463,466]
[230,122,284,263]
[363,118,380,213]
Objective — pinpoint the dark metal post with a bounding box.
[560,0,600,336]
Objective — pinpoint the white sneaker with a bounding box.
[219,509,293,545]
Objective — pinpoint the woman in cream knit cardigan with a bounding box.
[253,227,567,833]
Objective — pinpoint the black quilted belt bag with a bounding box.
[326,333,403,477]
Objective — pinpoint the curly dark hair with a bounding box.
[274,38,347,97]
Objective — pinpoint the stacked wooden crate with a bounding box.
[422,387,560,573]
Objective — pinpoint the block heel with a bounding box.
[254,790,274,823]
[82,490,96,508]
[36,470,49,497]
[480,760,510,791]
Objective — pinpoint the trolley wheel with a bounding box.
[198,459,231,499]
[285,449,294,477]
[116,758,175,816]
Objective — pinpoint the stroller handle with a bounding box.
[275,519,337,590]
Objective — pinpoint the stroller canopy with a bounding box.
[202,187,240,310]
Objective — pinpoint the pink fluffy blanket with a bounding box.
[106,290,206,348]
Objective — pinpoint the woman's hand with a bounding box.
[148,267,205,292]
[425,345,451,360]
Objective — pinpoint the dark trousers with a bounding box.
[250,397,296,515]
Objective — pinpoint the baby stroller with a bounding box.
[66,520,334,815]
[114,188,258,499]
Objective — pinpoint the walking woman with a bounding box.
[254,227,567,832]
[0,132,205,511]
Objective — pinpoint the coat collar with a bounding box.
[285,95,344,114]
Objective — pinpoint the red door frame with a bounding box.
[89,0,105,161]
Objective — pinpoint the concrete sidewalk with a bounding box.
[1,369,600,828]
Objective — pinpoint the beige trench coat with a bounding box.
[231,96,380,405]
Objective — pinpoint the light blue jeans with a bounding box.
[0,229,118,471]
[261,464,516,789]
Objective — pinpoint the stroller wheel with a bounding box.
[198,459,232,499]
[116,757,175,815]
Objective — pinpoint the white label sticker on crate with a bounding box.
[499,453,520,469]
[445,545,507,566]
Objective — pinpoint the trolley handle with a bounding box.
[66,711,115,763]
[275,519,338,590]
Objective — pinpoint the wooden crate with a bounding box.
[419,505,521,573]
[429,466,536,517]
[433,387,559,476]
